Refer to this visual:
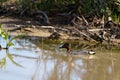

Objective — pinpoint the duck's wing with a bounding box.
[70,50,89,55]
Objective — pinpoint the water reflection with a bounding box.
[31,51,120,80]
[0,50,23,68]
[0,37,120,80]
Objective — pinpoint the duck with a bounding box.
[59,43,95,55]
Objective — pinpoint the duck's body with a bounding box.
[59,43,95,55]
[70,50,95,55]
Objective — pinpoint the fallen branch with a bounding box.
[31,10,50,25]
[72,27,96,41]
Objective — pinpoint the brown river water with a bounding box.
[0,37,120,80]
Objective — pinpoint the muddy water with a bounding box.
[0,37,120,80]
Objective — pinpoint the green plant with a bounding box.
[0,24,24,49]
[107,0,120,22]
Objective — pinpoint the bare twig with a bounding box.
[81,15,89,25]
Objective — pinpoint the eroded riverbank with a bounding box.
[0,16,120,45]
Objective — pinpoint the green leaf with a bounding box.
[7,42,14,47]
[1,31,8,40]
[9,34,24,43]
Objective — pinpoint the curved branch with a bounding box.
[31,10,50,25]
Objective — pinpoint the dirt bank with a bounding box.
[0,16,120,45]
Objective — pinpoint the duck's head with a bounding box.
[59,43,70,52]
